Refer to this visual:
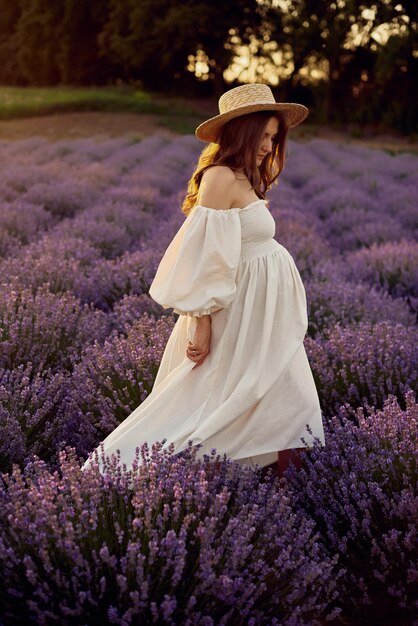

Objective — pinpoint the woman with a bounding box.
[82,83,326,479]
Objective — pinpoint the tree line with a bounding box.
[0,0,416,132]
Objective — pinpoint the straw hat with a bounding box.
[195,83,309,143]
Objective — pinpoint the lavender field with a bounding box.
[0,134,417,625]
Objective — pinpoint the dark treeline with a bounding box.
[0,0,416,132]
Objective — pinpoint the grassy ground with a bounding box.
[0,86,207,134]
[0,86,417,154]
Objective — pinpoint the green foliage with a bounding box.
[0,87,165,119]
[98,0,265,92]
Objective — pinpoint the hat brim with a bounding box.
[195,102,309,143]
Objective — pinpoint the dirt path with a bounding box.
[294,125,418,155]
[0,111,178,142]
[0,110,416,154]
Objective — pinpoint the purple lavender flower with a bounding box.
[59,314,175,456]
[343,240,418,312]
[0,443,340,625]
[284,390,418,625]
[73,247,164,310]
[0,234,101,294]
[0,201,54,256]
[0,283,110,374]
[305,279,416,338]
[305,320,418,417]
[0,364,68,473]
[110,294,171,333]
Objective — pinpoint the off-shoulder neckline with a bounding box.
[193,199,267,213]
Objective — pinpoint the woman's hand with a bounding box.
[187,315,211,369]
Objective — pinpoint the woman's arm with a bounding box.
[187,315,211,368]
[186,167,237,367]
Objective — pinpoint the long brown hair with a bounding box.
[181,110,289,216]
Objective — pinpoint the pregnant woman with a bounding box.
[83,83,326,479]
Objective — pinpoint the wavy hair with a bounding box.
[181,110,289,216]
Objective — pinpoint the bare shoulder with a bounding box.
[198,165,237,210]
[202,165,236,183]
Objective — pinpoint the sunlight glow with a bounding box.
[224,36,295,85]
[187,49,211,80]
[187,3,412,84]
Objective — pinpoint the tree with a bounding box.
[15,0,63,85]
[265,0,417,129]
[98,0,265,95]
[0,1,23,84]
[266,0,372,121]
[58,0,110,85]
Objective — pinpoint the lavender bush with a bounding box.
[20,178,98,218]
[0,201,55,256]
[0,234,101,295]
[0,283,110,374]
[110,294,171,333]
[58,314,175,458]
[305,279,416,338]
[0,444,341,626]
[51,205,150,260]
[284,391,418,626]
[269,207,334,280]
[343,240,418,315]
[308,186,379,221]
[0,364,68,474]
[317,206,411,252]
[73,247,164,311]
[305,320,418,417]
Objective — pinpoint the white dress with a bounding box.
[83,199,326,472]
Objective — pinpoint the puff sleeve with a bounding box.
[149,205,242,317]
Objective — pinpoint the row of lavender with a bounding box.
[0,134,417,625]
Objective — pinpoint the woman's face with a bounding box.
[256,116,279,165]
